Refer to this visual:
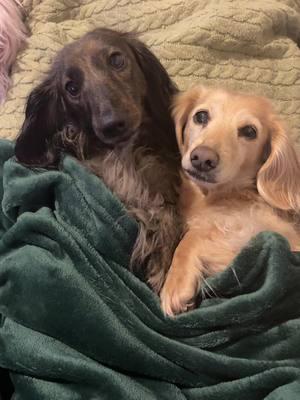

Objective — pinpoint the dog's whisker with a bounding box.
[230,266,241,287]
[202,278,218,298]
[200,286,207,300]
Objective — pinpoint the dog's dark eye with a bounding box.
[109,52,125,70]
[238,125,257,140]
[65,81,80,97]
[193,110,209,125]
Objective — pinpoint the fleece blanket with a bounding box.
[1,0,300,145]
[0,139,300,399]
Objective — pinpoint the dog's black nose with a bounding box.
[102,118,127,138]
[190,146,219,172]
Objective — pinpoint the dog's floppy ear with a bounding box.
[257,118,300,211]
[172,86,201,150]
[127,36,177,130]
[15,74,65,167]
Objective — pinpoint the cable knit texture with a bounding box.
[0,0,300,143]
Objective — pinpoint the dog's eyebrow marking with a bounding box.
[66,66,84,84]
[91,52,103,70]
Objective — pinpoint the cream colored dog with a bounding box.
[160,86,300,316]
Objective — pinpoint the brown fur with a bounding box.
[160,85,300,316]
[85,145,181,291]
[15,28,182,292]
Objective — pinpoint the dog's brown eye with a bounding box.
[65,81,80,97]
[193,110,209,125]
[238,125,257,140]
[109,52,125,70]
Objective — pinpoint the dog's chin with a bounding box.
[95,130,137,148]
[184,168,217,187]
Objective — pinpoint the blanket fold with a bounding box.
[0,140,299,399]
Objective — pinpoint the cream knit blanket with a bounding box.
[1,0,300,143]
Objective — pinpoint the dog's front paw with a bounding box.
[160,273,200,317]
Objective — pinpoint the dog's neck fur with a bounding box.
[187,176,259,205]
[86,121,180,203]
[84,122,182,292]
[186,175,299,226]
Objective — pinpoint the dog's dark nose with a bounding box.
[102,118,127,138]
[190,146,219,172]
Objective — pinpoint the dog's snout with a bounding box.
[102,117,127,138]
[190,146,219,172]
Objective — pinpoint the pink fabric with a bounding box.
[0,0,27,103]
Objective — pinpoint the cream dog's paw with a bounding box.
[160,272,199,316]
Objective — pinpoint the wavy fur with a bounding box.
[15,28,182,292]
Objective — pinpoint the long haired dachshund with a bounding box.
[160,85,300,316]
[15,28,182,292]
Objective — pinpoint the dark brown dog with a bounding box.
[15,28,181,292]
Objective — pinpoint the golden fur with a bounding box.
[160,86,300,316]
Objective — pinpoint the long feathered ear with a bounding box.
[15,74,65,167]
[127,35,177,131]
[257,118,300,211]
[172,86,202,150]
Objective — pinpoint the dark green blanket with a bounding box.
[0,139,300,399]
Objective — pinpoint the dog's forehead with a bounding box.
[189,90,229,116]
[195,90,267,113]
[203,91,270,122]
[230,95,273,124]
[207,90,229,105]
[60,33,130,64]
[83,32,129,51]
